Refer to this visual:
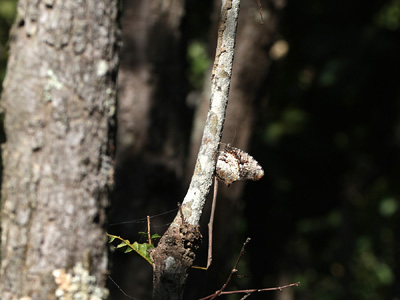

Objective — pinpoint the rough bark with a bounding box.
[150,1,241,299]
[185,0,285,286]
[0,1,119,299]
[188,0,284,209]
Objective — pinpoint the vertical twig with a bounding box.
[151,2,241,299]
[147,216,152,245]
[177,0,240,226]
[209,238,251,300]
[207,177,219,269]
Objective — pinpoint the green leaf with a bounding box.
[116,241,127,248]
[131,242,153,265]
[151,234,161,239]
[106,232,153,265]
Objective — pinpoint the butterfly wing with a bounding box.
[216,144,264,186]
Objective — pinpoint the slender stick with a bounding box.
[208,238,251,300]
[147,216,152,245]
[199,282,301,300]
[151,2,241,298]
[177,0,239,226]
[207,177,219,269]
[108,276,139,300]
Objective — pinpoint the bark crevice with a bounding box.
[151,223,202,300]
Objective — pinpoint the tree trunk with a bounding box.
[0,1,119,299]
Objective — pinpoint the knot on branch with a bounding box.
[151,223,202,271]
[180,223,202,254]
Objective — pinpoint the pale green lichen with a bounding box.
[44,69,63,102]
[53,262,109,300]
[46,70,63,90]
[208,113,218,136]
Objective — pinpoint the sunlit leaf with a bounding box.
[132,242,153,265]
[106,233,155,265]
[116,241,127,248]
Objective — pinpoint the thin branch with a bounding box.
[207,177,219,269]
[147,216,152,245]
[151,2,241,298]
[200,282,301,300]
[108,276,140,300]
[177,0,240,226]
[209,238,251,300]
[199,237,300,300]
[239,293,252,300]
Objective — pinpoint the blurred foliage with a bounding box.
[242,0,400,299]
[187,41,210,89]
[0,0,16,91]
[0,0,16,172]
[183,0,213,91]
[376,0,400,30]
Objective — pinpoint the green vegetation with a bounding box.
[0,0,16,85]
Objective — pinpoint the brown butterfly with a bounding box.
[216,143,264,186]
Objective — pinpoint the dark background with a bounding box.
[1,0,400,299]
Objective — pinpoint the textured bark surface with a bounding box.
[188,0,284,203]
[180,0,240,226]
[151,1,241,299]
[185,0,284,273]
[150,223,202,300]
[0,1,119,299]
